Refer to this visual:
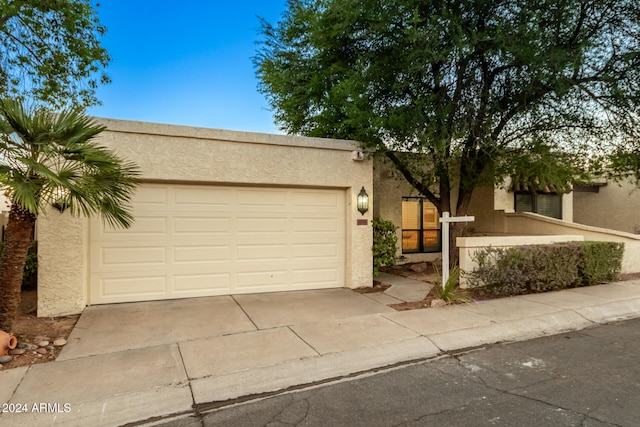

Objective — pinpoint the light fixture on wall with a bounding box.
[357,186,369,216]
[352,151,365,161]
[52,187,69,213]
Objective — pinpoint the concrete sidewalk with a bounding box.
[2,277,640,426]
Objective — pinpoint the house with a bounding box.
[373,154,640,276]
[373,155,574,262]
[36,119,372,317]
[573,178,640,234]
[33,119,640,316]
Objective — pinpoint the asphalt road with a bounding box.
[160,318,640,426]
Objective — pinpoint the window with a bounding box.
[401,197,441,253]
[515,193,562,219]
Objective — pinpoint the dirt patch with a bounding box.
[1,291,78,370]
[388,285,440,311]
[360,262,446,311]
[618,272,640,282]
[353,280,391,293]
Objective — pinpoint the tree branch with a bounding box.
[385,151,441,208]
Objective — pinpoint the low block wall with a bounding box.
[500,213,640,274]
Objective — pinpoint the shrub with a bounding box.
[466,241,624,297]
[0,240,38,290]
[575,241,624,285]
[372,218,398,277]
[467,247,529,296]
[467,243,581,297]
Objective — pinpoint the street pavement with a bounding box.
[1,276,640,426]
[191,317,640,427]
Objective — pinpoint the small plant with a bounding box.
[372,218,398,276]
[435,265,472,304]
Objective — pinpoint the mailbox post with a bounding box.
[439,212,475,289]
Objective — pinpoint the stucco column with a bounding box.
[349,183,373,288]
[37,209,88,317]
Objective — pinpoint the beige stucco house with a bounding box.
[373,155,574,262]
[25,119,640,316]
[573,178,640,234]
[373,154,640,277]
[36,119,373,317]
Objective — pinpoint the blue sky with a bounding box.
[87,1,288,134]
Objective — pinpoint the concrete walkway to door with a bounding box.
[2,276,640,426]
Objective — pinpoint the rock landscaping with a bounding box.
[0,290,77,370]
[0,336,69,369]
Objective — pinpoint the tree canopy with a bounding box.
[255,0,640,216]
[0,0,110,108]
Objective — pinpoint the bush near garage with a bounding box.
[0,240,37,290]
[372,218,398,277]
[467,241,624,297]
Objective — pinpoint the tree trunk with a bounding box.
[447,188,474,269]
[0,204,36,332]
[448,222,465,268]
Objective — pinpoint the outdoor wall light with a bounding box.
[357,186,369,215]
[52,187,69,213]
[52,200,67,213]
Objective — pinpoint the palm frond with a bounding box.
[0,98,140,226]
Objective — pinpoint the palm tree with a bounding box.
[0,99,140,332]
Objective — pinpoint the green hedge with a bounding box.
[574,241,624,285]
[0,240,38,290]
[372,218,397,277]
[467,241,624,297]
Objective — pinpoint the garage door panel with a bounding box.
[173,217,231,234]
[174,187,233,207]
[131,186,168,207]
[292,217,340,233]
[292,267,339,285]
[236,217,288,233]
[173,245,231,263]
[173,273,231,293]
[100,247,167,267]
[292,191,341,210]
[90,184,346,304]
[99,216,168,236]
[292,243,339,259]
[236,244,288,261]
[237,189,288,208]
[99,276,168,297]
[236,270,288,289]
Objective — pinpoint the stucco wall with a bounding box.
[37,207,88,315]
[373,157,442,263]
[494,212,640,274]
[574,179,640,234]
[38,119,373,317]
[480,181,574,232]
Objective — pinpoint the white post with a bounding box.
[439,212,475,289]
[441,212,450,287]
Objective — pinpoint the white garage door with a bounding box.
[89,184,346,304]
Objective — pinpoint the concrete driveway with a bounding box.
[2,279,640,426]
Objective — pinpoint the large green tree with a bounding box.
[255,0,640,264]
[0,99,139,332]
[0,0,110,107]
